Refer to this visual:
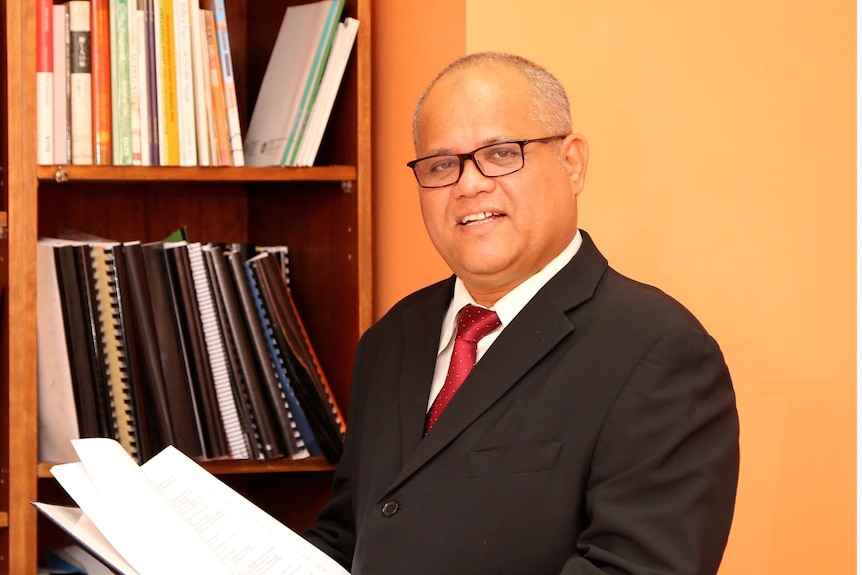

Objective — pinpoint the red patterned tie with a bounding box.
[425,304,501,433]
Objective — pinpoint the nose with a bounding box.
[454,157,493,196]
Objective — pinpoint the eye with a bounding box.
[482,144,521,165]
[426,157,459,174]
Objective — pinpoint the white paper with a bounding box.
[42,438,348,575]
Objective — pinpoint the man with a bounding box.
[304,52,739,575]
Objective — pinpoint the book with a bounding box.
[127,0,142,165]
[187,242,250,459]
[52,2,72,165]
[243,0,343,167]
[91,0,113,165]
[33,437,349,574]
[120,241,172,461]
[202,8,230,165]
[208,0,244,166]
[282,0,345,166]
[188,0,211,166]
[172,0,197,166]
[152,0,180,165]
[163,241,228,459]
[139,241,205,458]
[228,249,308,459]
[110,0,134,165]
[37,239,79,464]
[90,242,141,460]
[247,252,345,462]
[140,0,159,165]
[294,16,359,167]
[37,0,54,165]
[68,0,94,165]
[53,243,115,441]
[203,245,289,460]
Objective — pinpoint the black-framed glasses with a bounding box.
[407,135,568,188]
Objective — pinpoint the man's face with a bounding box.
[414,63,589,305]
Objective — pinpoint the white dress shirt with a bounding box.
[427,230,583,410]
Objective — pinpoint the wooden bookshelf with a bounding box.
[1,1,372,572]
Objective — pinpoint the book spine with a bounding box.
[202,9,230,166]
[208,247,284,459]
[283,0,344,167]
[37,240,79,464]
[209,0,244,166]
[173,0,197,166]
[143,0,159,165]
[228,251,304,459]
[244,257,319,458]
[127,0,142,165]
[111,0,133,165]
[91,244,139,460]
[163,243,227,459]
[140,242,204,458]
[52,4,72,165]
[91,0,112,165]
[153,0,179,165]
[188,243,250,459]
[68,1,94,165]
[37,0,54,165]
[189,1,211,167]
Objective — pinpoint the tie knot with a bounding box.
[455,304,501,343]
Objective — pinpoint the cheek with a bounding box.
[418,194,448,238]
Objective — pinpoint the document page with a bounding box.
[143,445,349,575]
[45,438,348,575]
[51,438,232,574]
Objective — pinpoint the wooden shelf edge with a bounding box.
[0,512,8,529]
[37,456,335,478]
[37,165,358,183]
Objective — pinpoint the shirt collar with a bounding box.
[438,230,583,352]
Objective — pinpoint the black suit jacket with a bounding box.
[305,231,739,575]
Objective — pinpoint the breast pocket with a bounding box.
[464,441,562,477]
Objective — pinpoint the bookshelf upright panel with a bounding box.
[2,0,371,572]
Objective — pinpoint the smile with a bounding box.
[460,212,501,225]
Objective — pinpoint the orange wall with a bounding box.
[373,1,856,574]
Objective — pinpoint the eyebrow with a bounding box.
[422,136,517,157]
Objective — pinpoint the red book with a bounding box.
[36,0,54,165]
[91,0,112,165]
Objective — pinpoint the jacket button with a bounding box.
[381,500,400,517]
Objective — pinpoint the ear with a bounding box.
[561,133,589,195]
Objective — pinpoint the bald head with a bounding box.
[412,52,573,150]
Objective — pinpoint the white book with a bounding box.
[173,0,197,166]
[127,0,142,165]
[295,17,359,167]
[68,0,93,165]
[188,0,211,166]
[243,0,342,167]
[37,239,80,464]
[135,2,151,166]
[52,3,71,165]
[34,438,349,575]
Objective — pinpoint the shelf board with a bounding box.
[37,165,357,183]
[37,456,335,478]
[0,512,7,528]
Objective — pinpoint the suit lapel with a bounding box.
[382,231,610,501]
[396,279,454,461]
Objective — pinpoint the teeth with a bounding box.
[461,212,494,224]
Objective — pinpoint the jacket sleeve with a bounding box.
[301,334,369,571]
[562,326,739,575]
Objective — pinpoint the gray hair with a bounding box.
[412,52,573,149]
